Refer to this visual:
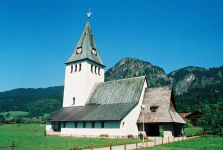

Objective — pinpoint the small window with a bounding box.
[91,65,93,72]
[122,122,125,128]
[150,104,159,112]
[72,98,75,105]
[98,68,100,75]
[92,122,95,128]
[95,66,97,74]
[70,65,73,73]
[63,122,66,128]
[101,122,104,128]
[75,65,77,72]
[83,122,86,128]
[79,64,81,71]
[74,122,77,128]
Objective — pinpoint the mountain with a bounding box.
[168,66,223,95]
[105,58,171,87]
[0,57,222,115]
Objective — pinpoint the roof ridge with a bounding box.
[103,76,146,83]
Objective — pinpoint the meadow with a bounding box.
[0,124,145,150]
[139,135,223,150]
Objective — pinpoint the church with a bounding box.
[46,14,186,138]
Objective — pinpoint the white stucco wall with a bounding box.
[119,80,148,136]
[63,60,104,107]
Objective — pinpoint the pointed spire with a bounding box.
[65,21,106,67]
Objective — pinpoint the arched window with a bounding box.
[70,65,73,73]
[91,65,93,72]
[95,66,97,74]
[79,64,81,71]
[98,68,100,75]
[75,65,77,72]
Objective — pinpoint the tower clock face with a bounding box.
[92,49,97,55]
[77,47,82,54]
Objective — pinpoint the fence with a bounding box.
[44,132,208,150]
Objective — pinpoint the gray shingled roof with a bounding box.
[137,85,186,124]
[65,21,105,67]
[46,76,146,121]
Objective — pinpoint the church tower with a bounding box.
[63,18,106,107]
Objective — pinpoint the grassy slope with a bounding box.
[0,124,145,150]
[139,135,223,150]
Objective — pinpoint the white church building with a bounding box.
[46,16,186,138]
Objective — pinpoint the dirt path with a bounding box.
[92,136,195,150]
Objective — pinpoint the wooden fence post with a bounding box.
[76,144,78,150]
[91,143,93,150]
[136,139,137,149]
[154,138,156,146]
[178,135,179,141]
[11,142,14,150]
[45,141,47,150]
[162,137,163,144]
[80,147,82,150]
[168,136,169,143]
[110,142,112,150]
[124,140,126,150]
[146,139,148,147]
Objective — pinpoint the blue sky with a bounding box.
[0,0,222,92]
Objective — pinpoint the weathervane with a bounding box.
[87,8,92,20]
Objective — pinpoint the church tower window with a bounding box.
[75,65,77,72]
[70,65,73,73]
[79,64,81,71]
[91,65,93,72]
[95,66,97,74]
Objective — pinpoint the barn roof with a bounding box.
[46,76,146,121]
[137,85,186,124]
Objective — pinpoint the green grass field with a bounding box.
[1,111,50,123]
[0,124,144,150]
[159,127,203,136]
[139,135,223,150]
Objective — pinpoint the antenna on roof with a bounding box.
[87,8,92,20]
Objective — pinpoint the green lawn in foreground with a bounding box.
[138,135,223,150]
[0,124,145,150]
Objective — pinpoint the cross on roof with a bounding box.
[87,8,92,19]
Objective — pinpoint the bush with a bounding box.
[183,119,193,128]
[138,133,143,138]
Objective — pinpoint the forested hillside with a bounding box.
[0,86,63,117]
[0,57,222,116]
